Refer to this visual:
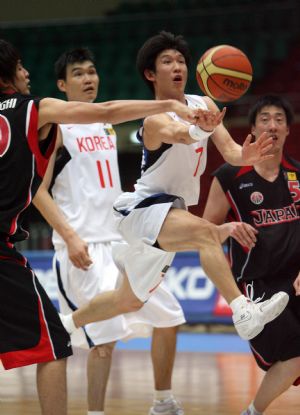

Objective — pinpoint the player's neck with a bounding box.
[0,85,17,94]
[254,157,281,182]
[155,91,186,104]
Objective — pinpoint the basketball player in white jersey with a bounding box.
[53,32,290,415]
[34,48,189,415]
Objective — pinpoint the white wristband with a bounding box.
[188,125,214,141]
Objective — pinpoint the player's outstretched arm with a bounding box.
[203,96,274,166]
[38,98,197,128]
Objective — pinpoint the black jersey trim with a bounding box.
[114,193,181,217]
[50,146,72,189]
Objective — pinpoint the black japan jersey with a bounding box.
[0,92,56,243]
[214,156,300,282]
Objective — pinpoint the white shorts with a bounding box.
[54,241,185,349]
[113,192,186,302]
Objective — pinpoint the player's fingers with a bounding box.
[255,131,270,146]
[243,134,252,147]
[233,224,257,248]
[217,107,226,123]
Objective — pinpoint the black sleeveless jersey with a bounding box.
[214,156,300,282]
[0,91,56,243]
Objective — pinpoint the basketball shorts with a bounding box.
[240,274,300,385]
[0,243,72,370]
[54,241,185,349]
[113,192,186,302]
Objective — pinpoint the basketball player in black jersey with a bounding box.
[0,38,200,415]
[203,95,300,415]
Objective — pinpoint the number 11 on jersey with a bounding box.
[96,160,113,188]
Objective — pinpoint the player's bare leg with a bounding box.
[158,208,241,302]
[151,327,177,391]
[37,359,67,415]
[87,342,116,412]
[157,208,288,340]
[252,357,300,413]
[149,326,184,414]
[68,272,143,330]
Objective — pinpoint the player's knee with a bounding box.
[118,295,143,313]
[127,297,144,312]
[115,286,144,313]
[92,342,116,359]
[193,219,220,248]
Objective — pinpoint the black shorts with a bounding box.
[0,242,72,370]
[239,274,300,384]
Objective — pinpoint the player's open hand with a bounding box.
[241,132,274,164]
[195,107,226,132]
[218,221,258,249]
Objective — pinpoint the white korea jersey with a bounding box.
[134,94,209,206]
[52,123,122,249]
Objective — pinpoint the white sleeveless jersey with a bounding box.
[134,95,209,206]
[52,123,122,248]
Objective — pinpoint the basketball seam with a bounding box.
[201,57,219,101]
[201,57,246,100]
[211,54,252,76]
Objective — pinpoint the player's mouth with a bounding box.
[83,86,95,93]
[173,75,183,83]
[269,134,278,141]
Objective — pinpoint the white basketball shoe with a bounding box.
[232,291,289,340]
[149,398,184,415]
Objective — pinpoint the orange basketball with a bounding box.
[196,45,253,102]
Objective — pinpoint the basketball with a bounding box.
[196,45,253,102]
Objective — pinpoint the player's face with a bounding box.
[146,49,188,101]
[252,105,289,154]
[60,61,99,103]
[13,61,31,94]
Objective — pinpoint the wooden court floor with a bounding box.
[0,348,299,415]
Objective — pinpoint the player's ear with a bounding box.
[144,69,155,82]
[286,126,290,137]
[57,79,66,93]
[0,77,11,90]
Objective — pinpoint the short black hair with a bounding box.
[54,47,96,80]
[249,95,294,126]
[0,39,21,85]
[136,31,191,94]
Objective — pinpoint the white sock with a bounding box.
[59,313,77,334]
[249,402,263,415]
[230,294,247,313]
[87,411,104,415]
[154,389,173,401]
